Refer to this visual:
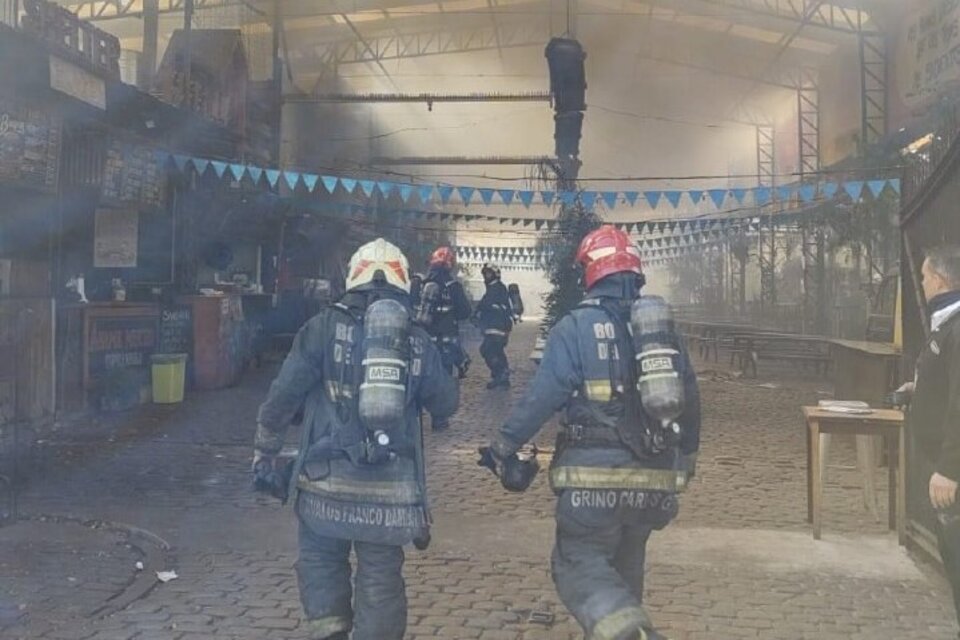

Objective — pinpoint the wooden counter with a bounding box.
[58,302,160,412]
[180,295,246,390]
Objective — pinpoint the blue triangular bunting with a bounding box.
[172,154,190,171]
[458,187,475,205]
[798,184,816,202]
[247,166,263,184]
[541,191,556,206]
[438,186,455,204]
[498,189,515,205]
[398,184,414,203]
[340,178,357,194]
[821,182,838,198]
[581,191,598,210]
[777,185,794,201]
[193,159,210,175]
[601,192,618,210]
[624,191,639,206]
[265,169,281,187]
[844,181,864,199]
[707,189,726,208]
[518,191,535,208]
[559,191,577,206]
[664,191,682,208]
[377,181,395,198]
[228,163,245,181]
[321,176,338,193]
[644,192,662,208]
[284,171,301,190]
[888,178,901,194]
[358,180,376,197]
[303,174,319,192]
[478,188,495,205]
[731,188,747,204]
[867,180,886,197]
[688,190,704,205]
[418,185,433,202]
[210,161,227,178]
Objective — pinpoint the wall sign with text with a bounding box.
[0,98,61,191]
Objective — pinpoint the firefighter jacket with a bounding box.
[476,280,513,336]
[911,290,960,481]
[256,288,459,545]
[422,267,472,339]
[494,277,701,493]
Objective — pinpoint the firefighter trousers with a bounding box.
[480,334,509,380]
[296,521,406,640]
[552,488,674,640]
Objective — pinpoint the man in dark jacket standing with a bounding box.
[420,246,472,430]
[908,244,960,635]
[476,263,513,389]
[255,238,458,640]
[479,226,700,640]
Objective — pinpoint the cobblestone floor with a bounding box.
[0,323,956,639]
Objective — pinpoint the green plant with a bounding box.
[537,201,601,328]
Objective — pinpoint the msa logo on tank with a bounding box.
[592,322,620,361]
[368,364,402,382]
[640,355,673,374]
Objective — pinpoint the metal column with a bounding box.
[797,67,826,334]
[858,19,887,150]
[757,124,778,310]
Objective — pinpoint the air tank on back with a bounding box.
[359,299,410,438]
[415,281,440,326]
[508,283,524,320]
[630,296,684,429]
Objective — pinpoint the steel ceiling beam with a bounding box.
[697,0,877,35]
[292,21,549,77]
[369,155,560,170]
[285,91,552,105]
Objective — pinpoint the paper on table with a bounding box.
[818,400,873,415]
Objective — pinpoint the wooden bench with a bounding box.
[729,332,832,377]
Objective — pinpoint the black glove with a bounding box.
[253,456,293,502]
[477,446,503,478]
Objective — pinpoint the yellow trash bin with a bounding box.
[151,353,188,404]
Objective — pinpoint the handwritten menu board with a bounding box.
[158,305,193,355]
[87,313,158,380]
[0,98,61,191]
[101,139,163,205]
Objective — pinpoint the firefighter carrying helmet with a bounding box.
[429,246,456,269]
[346,238,411,293]
[575,225,643,290]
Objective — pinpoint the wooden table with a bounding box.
[729,331,830,377]
[802,406,905,543]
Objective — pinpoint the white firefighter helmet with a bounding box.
[346,238,411,293]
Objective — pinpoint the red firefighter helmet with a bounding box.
[429,246,456,269]
[575,225,643,290]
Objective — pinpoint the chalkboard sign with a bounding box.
[87,313,158,380]
[101,138,163,205]
[158,305,193,355]
[0,98,61,191]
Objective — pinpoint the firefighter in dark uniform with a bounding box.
[419,246,472,430]
[254,238,459,640]
[476,263,513,389]
[479,226,701,640]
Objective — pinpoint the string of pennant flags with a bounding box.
[295,199,773,233]
[162,152,901,213]
[458,219,761,265]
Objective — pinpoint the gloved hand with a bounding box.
[252,450,291,501]
[477,445,504,478]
